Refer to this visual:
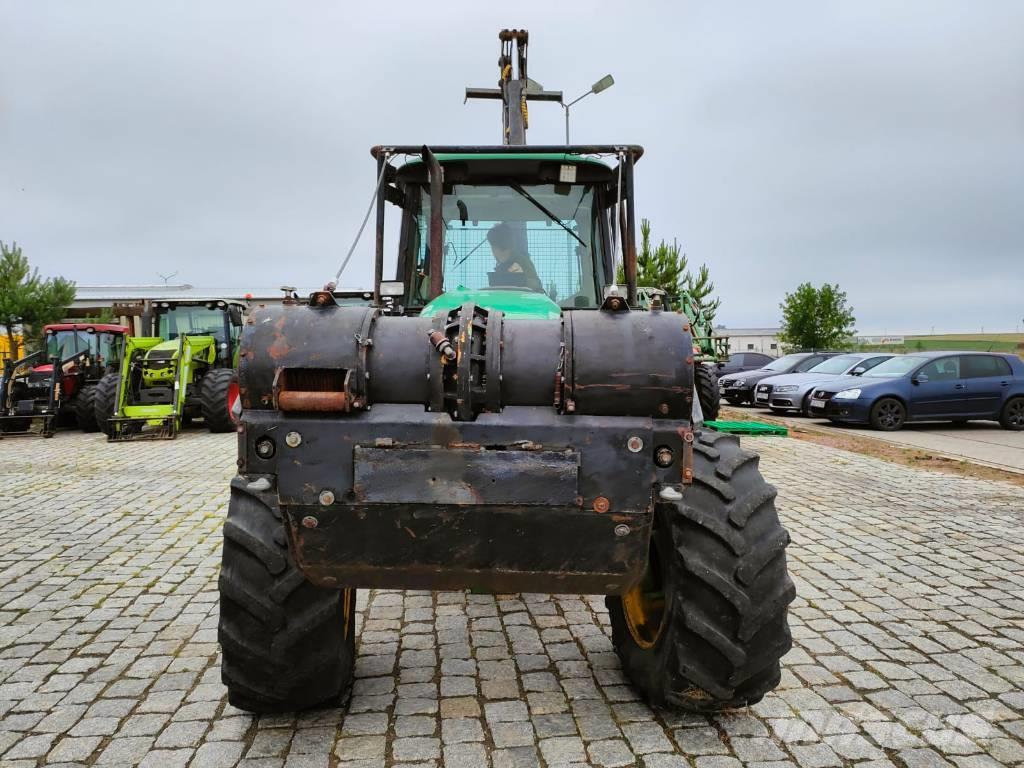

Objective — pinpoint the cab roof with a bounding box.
[45,323,129,334]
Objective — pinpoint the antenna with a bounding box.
[158,271,179,286]
[464,29,563,145]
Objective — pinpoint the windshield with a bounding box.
[807,355,861,375]
[46,331,86,361]
[45,330,122,365]
[762,355,806,372]
[157,306,228,344]
[861,356,927,378]
[409,183,604,308]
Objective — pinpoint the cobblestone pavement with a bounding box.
[1,431,1022,768]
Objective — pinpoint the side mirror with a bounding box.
[228,306,243,327]
[913,373,928,384]
[380,281,405,297]
[851,367,866,376]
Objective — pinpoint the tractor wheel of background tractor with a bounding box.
[219,478,356,713]
[695,364,721,422]
[607,430,794,712]
[76,385,100,432]
[201,368,240,433]
[94,373,119,437]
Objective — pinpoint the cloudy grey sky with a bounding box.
[2,1,1022,333]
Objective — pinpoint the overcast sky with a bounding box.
[2,1,1022,334]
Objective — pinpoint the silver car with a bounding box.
[754,353,896,415]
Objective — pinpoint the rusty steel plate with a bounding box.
[353,446,580,505]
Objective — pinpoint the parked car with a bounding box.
[714,351,776,379]
[754,353,896,415]
[807,351,1024,431]
[719,351,844,405]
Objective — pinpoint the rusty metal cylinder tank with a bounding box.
[238,300,694,419]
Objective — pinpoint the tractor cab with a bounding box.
[151,299,245,366]
[43,324,127,380]
[384,153,629,320]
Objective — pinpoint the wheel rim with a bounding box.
[227,380,241,423]
[878,401,903,428]
[622,538,668,649]
[1009,400,1024,427]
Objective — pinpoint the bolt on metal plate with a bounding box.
[301,515,318,529]
[285,431,302,448]
[318,489,335,506]
[626,436,644,453]
[614,524,630,537]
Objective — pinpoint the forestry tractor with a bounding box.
[218,29,793,714]
[95,299,244,440]
[0,323,128,437]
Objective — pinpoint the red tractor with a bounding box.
[0,323,128,437]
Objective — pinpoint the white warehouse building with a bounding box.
[714,327,782,357]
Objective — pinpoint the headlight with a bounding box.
[735,379,746,387]
[834,389,861,400]
[774,385,798,393]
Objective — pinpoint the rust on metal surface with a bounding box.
[274,367,355,413]
[593,496,610,513]
[680,426,694,484]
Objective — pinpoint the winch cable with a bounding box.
[333,156,391,284]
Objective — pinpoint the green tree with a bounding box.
[0,241,76,357]
[617,219,688,294]
[684,263,721,327]
[778,282,856,351]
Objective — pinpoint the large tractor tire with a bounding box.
[607,430,794,711]
[695,364,722,422]
[76,385,100,432]
[219,478,356,713]
[201,368,240,433]
[93,373,119,437]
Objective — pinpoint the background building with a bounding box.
[715,327,782,357]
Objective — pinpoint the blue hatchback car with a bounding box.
[807,351,1024,431]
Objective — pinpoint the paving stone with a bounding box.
[437,742,486,768]
[672,726,728,755]
[139,748,195,768]
[46,735,101,762]
[493,746,541,768]
[897,748,955,768]
[791,743,842,768]
[539,735,586,765]
[443,717,485,744]
[391,736,440,761]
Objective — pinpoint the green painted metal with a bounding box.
[422,288,562,320]
[704,420,788,436]
[113,335,213,435]
[400,152,611,169]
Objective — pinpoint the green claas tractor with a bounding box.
[636,287,729,420]
[218,29,793,714]
[95,299,244,440]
